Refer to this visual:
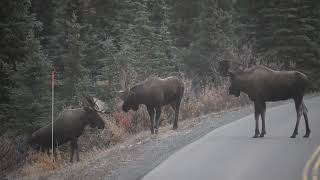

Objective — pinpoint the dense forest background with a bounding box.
[1,0,320,135]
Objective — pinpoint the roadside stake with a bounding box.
[303,145,320,180]
[51,69,55,162]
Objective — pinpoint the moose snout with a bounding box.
[122,106,129,112]
[229,88,240,97]
[98,123,105,129]
[103,109,112,114]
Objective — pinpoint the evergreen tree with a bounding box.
[60,12,89,107]
[182,0,236,84]
[0,0,51,134]
[235,0,320,85]
[118,0,177,84]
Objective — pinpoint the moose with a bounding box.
[119,76,184,134]
[29,96,106,162]
[223,63,311,138]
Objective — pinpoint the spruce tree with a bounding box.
[0,0,51,134]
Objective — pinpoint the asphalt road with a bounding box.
[143,96,320,180]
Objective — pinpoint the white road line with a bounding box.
[312,153,320,180]
[303,145,320,180]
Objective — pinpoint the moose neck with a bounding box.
[81,110,94,127]
[236,73,252,94]
[132,85,144,105]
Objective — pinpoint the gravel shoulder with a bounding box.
[10,93,319,180]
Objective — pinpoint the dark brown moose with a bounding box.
[29,96,105,162]
[227,65,311,138]
[120,76,184,134]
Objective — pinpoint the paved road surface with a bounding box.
[143,96,320,180]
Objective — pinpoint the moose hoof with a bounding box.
[303,133,310,138]
[259,134,265,138]
[252,134,259,138]
[155,129,159,134]
[173,125,178,130]
[290,134,297,138]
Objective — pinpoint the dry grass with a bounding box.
[0,134,28,178]
[78,113,127,151]
[180,82,249,120]
[17,151,65,177]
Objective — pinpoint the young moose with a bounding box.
[29,96,106,162]
[120,76,184,134]
[227,65,311,138]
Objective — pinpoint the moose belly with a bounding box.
[54,135,71,145]
[263,88,294,101]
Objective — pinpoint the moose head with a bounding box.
[218,60,244,97]
[85,95,105,129]
[118,89,139,112]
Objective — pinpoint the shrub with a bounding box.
[0,134,28,177]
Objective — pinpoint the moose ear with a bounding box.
[117,90,128,101]
[84,106,92,112]
[228,71,235,79]
[85,95,99,111]
[218,60,231,77]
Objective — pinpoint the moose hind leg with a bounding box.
[75,139,80,161]
[253,110,260,138]
[253,102,261,138]
[70,140,75,162]
[171,100,181,130]
[155,107,162,134]
[53,147,57,161]
[147,107,155,134]
[291,97,303,138]
[302,102,311,138]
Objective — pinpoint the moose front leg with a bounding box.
[147,106,155,134]
[155,107,162,134]
[70,140,75,162]
[74,138,80,161]
[253,102,261,138]
[291,96,303,138]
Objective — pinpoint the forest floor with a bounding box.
[7,93,319,180]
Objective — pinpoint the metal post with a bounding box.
[51,70,55,162]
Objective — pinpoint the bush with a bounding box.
[0,134,28,177]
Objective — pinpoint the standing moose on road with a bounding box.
[222,63,311,138]
[119,76,184,134]
[29,96,106,162]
